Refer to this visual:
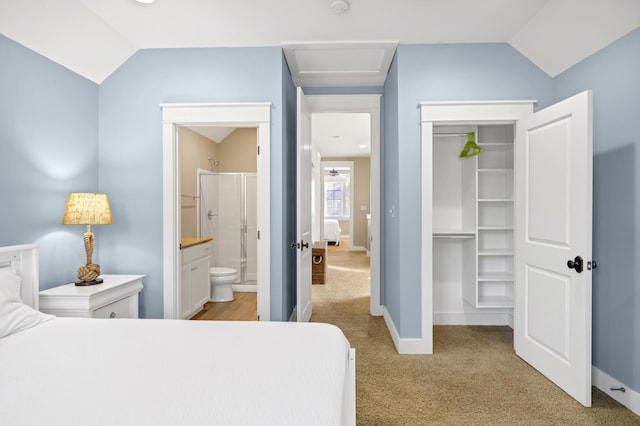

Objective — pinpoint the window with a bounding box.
[324,167,351,219]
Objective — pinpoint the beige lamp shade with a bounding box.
[62,193,112,225]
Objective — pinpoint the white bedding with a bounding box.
[324,219,342,244]
[0,318,351,426]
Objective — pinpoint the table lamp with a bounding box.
[62,192,112,286]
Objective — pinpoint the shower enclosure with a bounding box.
[198,171,257,289]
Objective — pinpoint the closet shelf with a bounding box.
[477,296,513,308]
[478,198,513,202]
[478,226,514,230]
[478,272,514,281]
[478,168,513,173]
[478,249,514,256]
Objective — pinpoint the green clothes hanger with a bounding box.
[459,132,482,158]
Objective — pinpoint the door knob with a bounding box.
[300,240,309,250]
[567,256,584,273]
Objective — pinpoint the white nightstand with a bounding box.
[39,274,144,319]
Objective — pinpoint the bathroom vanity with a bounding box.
[180,237,212,319]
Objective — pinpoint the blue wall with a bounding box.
[98,46,289,319]
[383,43,554,337]
[0,35,99,289]
[554,27,640,393]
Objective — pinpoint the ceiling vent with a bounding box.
[330,0,350,15]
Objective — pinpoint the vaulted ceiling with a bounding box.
[1,0,639,85]
[4,0,635,158]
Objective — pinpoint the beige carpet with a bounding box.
[311,239,639,425]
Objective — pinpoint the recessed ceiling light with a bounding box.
[135,0,156,4]
[359,145,367,148]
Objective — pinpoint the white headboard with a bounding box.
[0,244,39,309]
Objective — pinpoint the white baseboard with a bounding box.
[350,245,367,252]
[592,367,640,416]
[231,283,257,292]
[383,307,431,354]
[434,312,512,326]
[370,303,383,317]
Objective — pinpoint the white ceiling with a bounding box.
[313,113,371,157]
[189,126,235,143]
[2,0,639,158]
[1,0,639,84]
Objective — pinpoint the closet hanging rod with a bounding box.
[433,132,473,137]
[181,194,199,199]
[433,234,476,239]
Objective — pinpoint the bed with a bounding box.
[0,244,355,426]
[324,218,342,245]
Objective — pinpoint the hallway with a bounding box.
[311,238,371,312]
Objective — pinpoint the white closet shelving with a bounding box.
[473,125,515,308]
[432,125,515,311]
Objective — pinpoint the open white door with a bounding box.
[514,90,593,406]
[296,87,313,322]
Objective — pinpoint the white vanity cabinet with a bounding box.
[180,240,212,319]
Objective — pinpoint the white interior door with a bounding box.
[514,90,593,406]
[296,87,313,322]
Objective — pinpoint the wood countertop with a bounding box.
[180,237,212,249]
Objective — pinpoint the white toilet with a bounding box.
[210,267,238,302]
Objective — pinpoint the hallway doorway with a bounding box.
[306,94,382,317]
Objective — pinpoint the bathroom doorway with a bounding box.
[161,103,270,321]
[182,126,258,320]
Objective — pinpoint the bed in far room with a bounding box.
[324,218,342,245]
[0,244,355,426]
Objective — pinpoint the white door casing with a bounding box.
[514,90,593,407]
[161,103,271,321]
[306,94,382,317]
[420,100,535,355]
[296,88,313,322]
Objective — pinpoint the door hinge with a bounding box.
[257,230,260,240]
[257,145,260,155]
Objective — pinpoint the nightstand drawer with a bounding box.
[92,296,132,319]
